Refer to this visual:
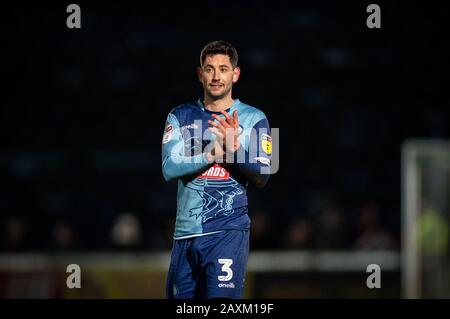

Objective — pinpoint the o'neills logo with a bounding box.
[198,164,230,179]
[218,282,235,289]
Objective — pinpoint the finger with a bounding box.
[209,127,228,149]
[213,141,225,163]
[220,110,234,126]
[212,114,231,128]
[224,127,237,141]
[214,140,225,152]
[233,110,239,127]
[208,127,224,140]
[207,120,220,128]
[211,114,230,127]
[208,120,227,136]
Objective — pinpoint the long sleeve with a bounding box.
[233,116,272,188]
[161,112,210,182]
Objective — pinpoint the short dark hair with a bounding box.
[200,41,238,68]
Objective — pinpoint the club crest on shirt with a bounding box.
[162,124,173,144]
[261,133,272,155]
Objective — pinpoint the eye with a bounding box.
[220,68,228,73]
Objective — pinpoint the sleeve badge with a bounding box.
[261,133,272,155]
[162,124,173,144]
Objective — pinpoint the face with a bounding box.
[198,54,240,100]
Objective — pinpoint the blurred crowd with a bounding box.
[1,192,399,252]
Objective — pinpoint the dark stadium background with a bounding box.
[1,1,449,298]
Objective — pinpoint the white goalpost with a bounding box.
[402,139,450,298]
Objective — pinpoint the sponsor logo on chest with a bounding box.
[198,164,230,179]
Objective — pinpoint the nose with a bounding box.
[212,70,220,81]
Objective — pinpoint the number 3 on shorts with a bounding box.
[218,258,233,282]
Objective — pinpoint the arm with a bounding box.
[233,117,272,188]
[161,113,211,182]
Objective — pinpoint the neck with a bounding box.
[203,93,235,112]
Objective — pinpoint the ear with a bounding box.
[232,67,240,83]
[197,67,203,83]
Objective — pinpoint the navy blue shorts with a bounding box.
[166,229,249,299]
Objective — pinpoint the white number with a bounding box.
[218,258,233,281]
